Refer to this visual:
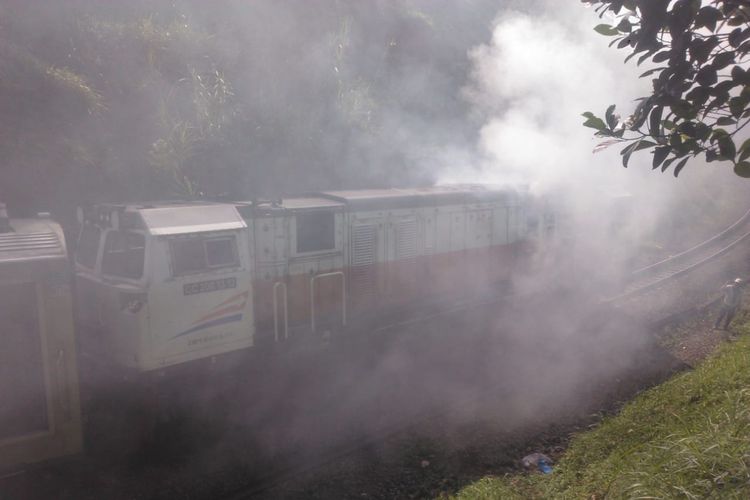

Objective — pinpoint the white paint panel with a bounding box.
[141,205,246,235]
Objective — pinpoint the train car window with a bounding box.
[171,236,238,276]
[171,239,205,275]
[76,225,101,268]
[296,212,335,253]
[205,238,237,267]
[101,231,145,279]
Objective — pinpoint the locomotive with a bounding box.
[2,184,552,468]
[74,185,550,375]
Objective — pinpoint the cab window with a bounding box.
[76,225,101,269]
[296,212,335,253]
[101,231,145,279]
[171,235,239,276]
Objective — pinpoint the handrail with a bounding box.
[272,281,288,342]
[310,271,347,333]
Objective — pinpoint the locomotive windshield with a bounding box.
[170,235,239,276]
[101,231,146,279]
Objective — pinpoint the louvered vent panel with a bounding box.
[395,219,417,260]
[0,232,61,255]
[351,225,377,299]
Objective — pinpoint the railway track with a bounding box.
[606,208,750,303]
[221,208,750,499]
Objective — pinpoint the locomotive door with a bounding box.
[385,214,419,304]
[349,218,385,313]
[0,282,50,444]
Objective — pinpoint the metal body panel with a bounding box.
[140,204,246,235]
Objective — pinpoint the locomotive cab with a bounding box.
[75,203,254,372]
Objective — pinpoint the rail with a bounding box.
[606,208,750,302]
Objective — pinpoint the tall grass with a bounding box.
[453,321,750,499]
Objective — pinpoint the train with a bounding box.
[0,205,83,470]
[74,185,552,372]
[2,185,554,468]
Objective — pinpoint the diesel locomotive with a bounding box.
[74,185,551,374]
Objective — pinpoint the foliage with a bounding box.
[150,68,237,198]
[0,0,503,215]
[581,0,750,178]
[452,319,750,499]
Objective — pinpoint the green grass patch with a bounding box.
[452,321,750,499]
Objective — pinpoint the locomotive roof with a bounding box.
[83,202,247,235]
[318,185,517,210]
[0,218,66,263]
[234,197,344,215]
[138,204,247,235]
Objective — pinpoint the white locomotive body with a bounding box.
[75,185,543,373]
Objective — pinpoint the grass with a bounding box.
[451,319,750,499]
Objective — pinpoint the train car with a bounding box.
[74,185,536,374]
[0,206,83,470]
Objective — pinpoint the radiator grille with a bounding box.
[351,224,377,299]
[395,219,417,260]
[0,231,61,255]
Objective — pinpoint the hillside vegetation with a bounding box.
[453,320,750,499]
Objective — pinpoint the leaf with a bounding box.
[661,157,676,172]
[583,114,607,131]
[637,50,656,66]
[653,145,671,169]
[634,140,657,151]
[738,138,750,162]
[729,97,746,119]
[713,51,735,70]
[652,50,672,63]
[673,156,690,177]
[605,104,618,129]
[616,18,632,33]
[620,141,641,168]
[735,161,750,177]
[716,117,737,126]
[594,24,620,36]
[732,66,750,85]
[719,135,737,159]
[639,67,664,78]
[593,139,621,153]
[729,27,750,48]
[696,66,718,86]
[695,6,721,32]
[649,105,663,137]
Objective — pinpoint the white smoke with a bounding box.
[443,2,750,281]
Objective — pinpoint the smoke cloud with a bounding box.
[444,1,750,288]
